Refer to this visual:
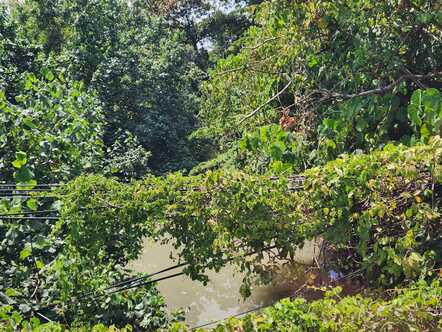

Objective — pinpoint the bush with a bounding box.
[208,280,442,332]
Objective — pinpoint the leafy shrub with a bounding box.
[207,280,442,332]
[0,163,171,331]
[103,130,152,180]
[239,124,315,174]
[10,0,206,174]
[0,71,104,182]
[0,305,134,331]
[408,88,442,143]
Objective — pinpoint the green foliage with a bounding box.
[198,0,442,171]
[3,281,442,331]
[0,305,135,331]
[0,71,104,182]
[10,0,206,174]
[318,87,442,164]
[299,136,442,286]
[59,137,442,293]
[239,124,314,174]
[145,0,257,69]
[207,280,442,331]
[2,1,442,330]
[0,5,40,101]
[0,155,62,325]
[408,88,442,142]
[88,13,202,172]
[103,130,152,181]
[0,165,171,330]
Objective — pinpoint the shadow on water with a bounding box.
[129,240,327,327]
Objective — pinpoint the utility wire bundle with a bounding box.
[0,183,60,198]
[77,245,278,302]
[0,175,305,198]
[2,179,306,323]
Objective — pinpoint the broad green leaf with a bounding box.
[35,260,45,270]
[5,288,19,297]
[19,246,32,261]
[12,151,27,169]
[14,167,34,183]
[26,199,38,211]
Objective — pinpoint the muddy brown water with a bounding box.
[129,240,323,327]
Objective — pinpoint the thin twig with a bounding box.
[239,80,293,124]
[36,312,52,322]
[245,36,279,50]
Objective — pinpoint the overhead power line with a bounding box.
[82,245,278,302]
[0,216,59,220]
[0,209,59,217]
[0,184,61,188]
[0,175,306,192]
[0,195,61,198]
[191,300,281,330]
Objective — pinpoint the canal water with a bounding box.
[130,239,322,327]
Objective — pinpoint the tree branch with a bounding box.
[244,37,279,50]
[238,72,441,124]
[307,72,442,102]
[239,80,293,124]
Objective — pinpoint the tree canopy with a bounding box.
[0,0,441,330]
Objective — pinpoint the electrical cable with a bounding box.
[190,269,367,329]
[0,216,59,220]
[191,300,280,330]
[78,261,189,299]
[0,209,59,217]
[0,184,60,187]
[0,195,61,198]
[0,189,55,192]
[97,271,186,298]
[84,245,278,301]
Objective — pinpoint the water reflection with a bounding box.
[130,240,321,326]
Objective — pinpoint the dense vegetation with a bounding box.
[1,0,441,331]
[209,281,442,331]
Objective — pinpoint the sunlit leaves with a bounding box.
[14,167,34,183]
[408,88,442,142]
[11,151,27,169]
[199,0,441,174]
[58,137,442,294]
[26,198,38,211]
[214,280,442,332]
[0,71,104,182]
[19,245,32,261]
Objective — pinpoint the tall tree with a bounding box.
[11,0,207,175]
[198,0,442,173]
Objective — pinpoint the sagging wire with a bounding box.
[81,245,278,301]
[191,301,278,330]
[34,244,280,320]
[0,209,59,217]
[190,268,366,330]
[0,216,59,220]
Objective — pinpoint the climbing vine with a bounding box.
[3,136,442,329]
[58,136,442,293]
[0,154,173,330]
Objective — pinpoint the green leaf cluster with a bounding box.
[58,136,442,293]
[0,166,172,330]
[0,72,104,182]
[198,0,441,172]
[207,280,442,332]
